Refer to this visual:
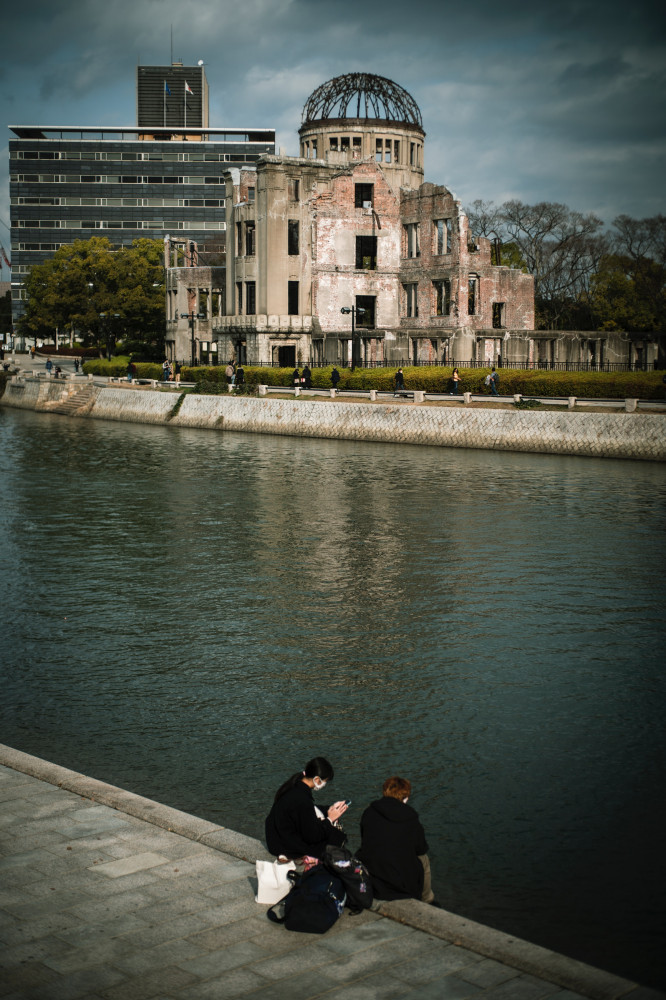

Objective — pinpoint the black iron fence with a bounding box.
[247,359,658,372]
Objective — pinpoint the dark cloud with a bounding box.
[0,0,664,247]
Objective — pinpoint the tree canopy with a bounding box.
[18,237,165,352]
[466,201,665,334]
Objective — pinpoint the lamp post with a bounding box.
[340,305,365,370]
[181,311,205,367]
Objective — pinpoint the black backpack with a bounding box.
[267,865,346,934]
[323,844,373,913]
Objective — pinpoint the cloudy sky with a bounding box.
[2,0,664,280]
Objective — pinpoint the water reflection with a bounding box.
[1,407,665,987]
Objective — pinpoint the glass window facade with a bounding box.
[9,126,276,320]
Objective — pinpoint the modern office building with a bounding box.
[137,63,209,131]
[8,62,275,327]
[9,126,275,324]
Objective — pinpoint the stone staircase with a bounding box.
[43,383,96,416]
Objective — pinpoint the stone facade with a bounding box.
[211,151,535,368]
[164,74,658,372]
[164,237,226,365]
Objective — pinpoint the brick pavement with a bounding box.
[0,762,662,1000]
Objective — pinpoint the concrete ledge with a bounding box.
[0,742,659,1000]
[2,381,665,461]
[374,899,643,1000]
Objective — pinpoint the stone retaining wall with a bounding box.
[2,379,665,461]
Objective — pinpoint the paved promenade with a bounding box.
[0,751,663,1000]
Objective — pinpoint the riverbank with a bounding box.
[1,743,660,1000]
[2,375,665,461]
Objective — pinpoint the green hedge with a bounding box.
[83,358,164,379]
[238,366,664,399]
[80,361,665,399]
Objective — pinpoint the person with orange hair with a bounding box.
[357,776,434,902]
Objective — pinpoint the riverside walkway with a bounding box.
[0,748,663,1000]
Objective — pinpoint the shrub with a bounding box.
[79,361,665,400]
[82,358,164,379]
[514,398,543,409]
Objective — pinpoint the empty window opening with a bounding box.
[356,295,376,328]
[236,282,243,314]
[329,137,339,151]
[355,183,374,208]
[376,139,383,162]
[435,219,452,255]
[410,143,416,166]
[468,275,478,315]
[433,279,451,316]
[236,221,242,256]
[356,235,377,270]
[492,302,505,329]
[289,178,300,201]
[288,220,299,256]
[288,280,299,315]
[340,137,350,153]
[404,223,420,258]
[384,139,392,164]
[403,283,419,318]
[246,281,256,316]
[394,140,400,162]
[352,137,362,159]
[245,221,256,256]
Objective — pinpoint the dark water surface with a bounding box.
[1,406,665,987]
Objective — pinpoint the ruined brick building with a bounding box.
[167,74,648,369]
[165,73,535,367]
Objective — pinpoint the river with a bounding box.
[1,406,665,987]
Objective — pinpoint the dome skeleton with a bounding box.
[302,73,423,129]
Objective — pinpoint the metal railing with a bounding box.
[247,359,658,372]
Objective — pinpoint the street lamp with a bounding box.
[181,311,205,366]
[340,305,365,371]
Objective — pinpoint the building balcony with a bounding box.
[212,314,316,334]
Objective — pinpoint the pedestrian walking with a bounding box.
[451,367,460,395]
[45,357,53,376]
[302,365,312,389]
[490,367,499,396]
[393,368,406,395]
[331,367,341,390]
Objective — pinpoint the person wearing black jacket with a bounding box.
[265,757,348,860]
[357,776,434,902]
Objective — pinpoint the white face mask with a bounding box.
[313,778,327,792]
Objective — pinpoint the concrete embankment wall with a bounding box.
[2,379,665,461]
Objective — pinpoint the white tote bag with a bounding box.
[255,859,296,904]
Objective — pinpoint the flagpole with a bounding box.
[184,83,186,131]
[163,83,166,127]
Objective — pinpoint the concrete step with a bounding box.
[45,386,95,415]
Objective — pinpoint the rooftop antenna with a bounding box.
[170,25,173,65]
